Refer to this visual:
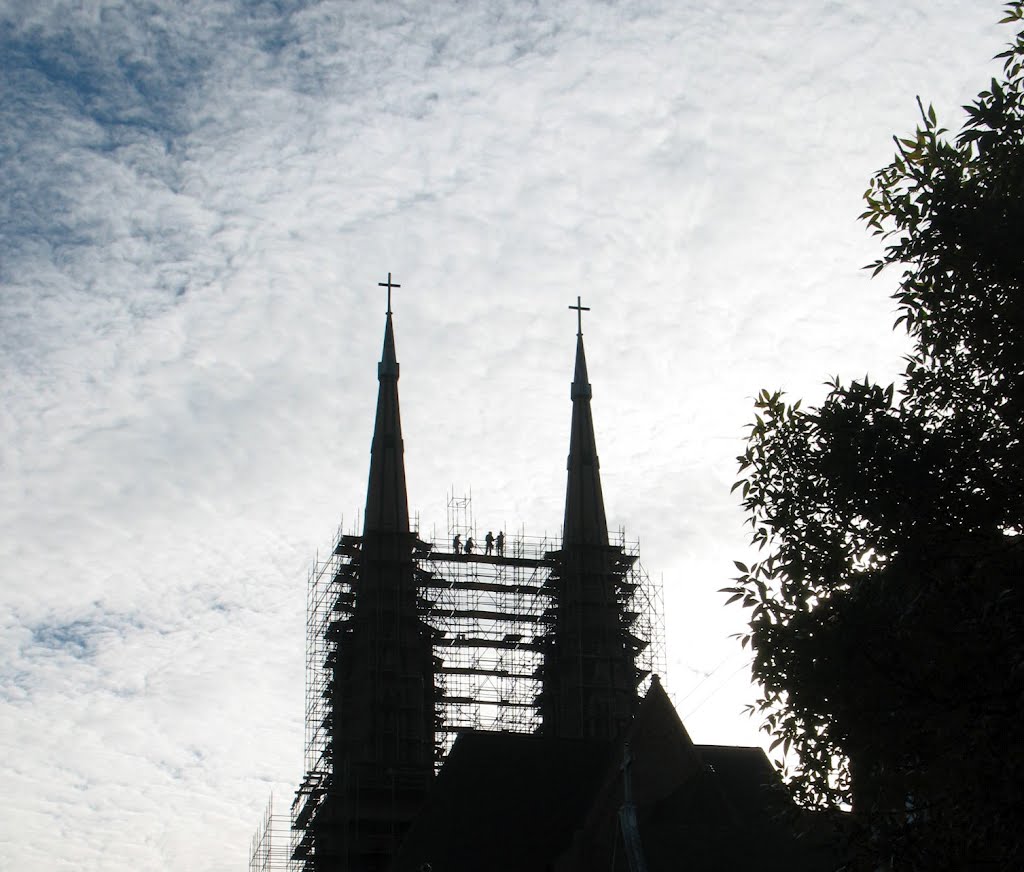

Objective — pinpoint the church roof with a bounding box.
[393,677,837,872]
[393,731,613,872]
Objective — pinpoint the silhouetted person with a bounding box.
[485,531,494,555]
[465,537,474,554]
[496,531,505,556]
[453,534,461,555]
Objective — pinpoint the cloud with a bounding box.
[0,0,1008,868]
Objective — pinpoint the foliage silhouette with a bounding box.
[728,4,1024,868]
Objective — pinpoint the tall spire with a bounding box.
[563,297,609,546]
[311,275,436,871]
[541,298,642,740]
[362,301,410,534]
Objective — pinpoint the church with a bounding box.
[255,276,836,871]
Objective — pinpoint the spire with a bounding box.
[363,290,410,534]
[311,276,436,870]
[563,299,609,546]
[541,297,641,740]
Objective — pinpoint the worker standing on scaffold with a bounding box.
[465,537,474,554]
[485,531,494,555]
[453,533,461,555]
[495,531,505,556]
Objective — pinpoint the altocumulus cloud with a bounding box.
[0,1,1005,869]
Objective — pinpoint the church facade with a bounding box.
[261,278,836,872]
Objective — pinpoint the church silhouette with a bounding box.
[254,276,834,872]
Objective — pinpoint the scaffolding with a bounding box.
[422,533,556,749]
[250,794,297,872]
[622,534,666,692]
[289,521,356,870]
[288,495,666,863]
[422,495,666,752]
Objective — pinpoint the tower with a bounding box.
[310,277,437,871]
[539,297,645,739]
[267,283,834,872]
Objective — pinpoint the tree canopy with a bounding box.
[727,4,1024,868]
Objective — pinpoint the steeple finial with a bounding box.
[570,297,592,402]
[568,295,590,337]
[377,273,400,379]
[378,272,401,315]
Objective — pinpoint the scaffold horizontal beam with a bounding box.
[421,579,548,595]
[430,608,550,623]
[422,551,553,569]
[440,697,536,708]
[434,636,544,651]
[438,666,538,679]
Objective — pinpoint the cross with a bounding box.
[568,295,590,336]
[378,272,401,315]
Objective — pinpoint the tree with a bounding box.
[726,5,1024,868]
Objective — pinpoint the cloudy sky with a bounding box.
[0,0,1010,868]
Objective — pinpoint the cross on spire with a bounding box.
[569,295,590,337]
[378,272,401,315]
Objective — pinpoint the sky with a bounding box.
[0,1,1010,868]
